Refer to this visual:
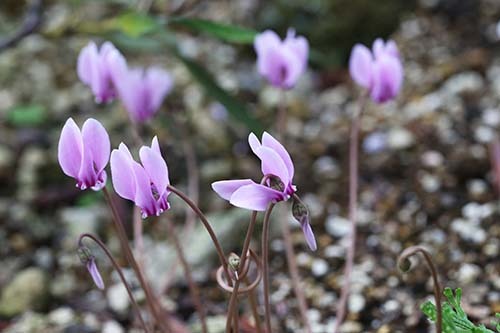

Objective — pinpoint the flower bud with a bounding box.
[398,258,412,273]
[77,246,105,290]
[292,196,317,251]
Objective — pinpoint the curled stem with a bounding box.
[102,187,171,332]
[333,93,368,333]
[78,233,150,333]
[398,245,442,333]
[165,220,208,333]
[262,203,276,333]
[225,211,258,332]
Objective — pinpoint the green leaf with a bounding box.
[174,51,262,134]
[108,12,160,38]
[6,105,47,127]
[169,17,257,44]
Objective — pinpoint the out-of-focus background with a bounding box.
[0,0,499,332]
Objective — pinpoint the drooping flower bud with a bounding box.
[78,246,105,290]
[292,196,317,251]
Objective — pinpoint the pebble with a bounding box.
[348,293,366,313]
[442,71,484,95]
[107,283,130,314]
[421,150,444,168]
[311,258,330,277]
[48,307,75,326]
[387,127,415,150]
[451,218,487,244]
[102,320,124,333]
[313,156,341,179]
[325,215,351,237]
[455,263,481,285]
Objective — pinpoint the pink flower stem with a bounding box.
[102,187,172,332]
[277,91,312,333]
[332,93,368,333]
[262,203,276,333]
[78,233,151,333]
[165,220,208,333]
[225,211,260,333]
[398,246,442,333]
[167,184,231,282]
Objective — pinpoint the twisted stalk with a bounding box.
[78,233,150,333]
[276,92,312,333]
[102,187,171,332]
[165,220,208,333]
[333,93,368,333]
[262,203,276,333]
[398,245,442,333]
[225,211,260,333]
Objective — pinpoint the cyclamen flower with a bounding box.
[254,29,309,89]
[77,41,126,103]
[349,38,403,103]
[58,118,110,191]
[115,67,173,123]
[212,132,296,211]
[110,137,171,218]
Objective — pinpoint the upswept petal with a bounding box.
[58,118,83,178]
[150,136,161,155]
[110,145,136,201]
[301,221,317,251]
[131,162,157,217]
[370,56,403,103]
[349,44,373,89]
[211,179,255,201]
[77,42,98,85]
[139,145,169,197]
[280,46,304,89]
[230,183,284,211]
[254,30,281,74]
[145,67,173,112]
[372,38,385,59]
[261,132,294,180]
[384,40,400,58]
[78,142,97,189]
[248,132,261,155]
[81,118,110,173]
[284,29,309,65]
[254,146,290,186]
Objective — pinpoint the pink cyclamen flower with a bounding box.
[58,118,110,191]
[212,132,296,211]
[115,67,173,123]
[254,29,309,89]
[110,137,170,218]
[77,41,127,104]
[349,38,403,103]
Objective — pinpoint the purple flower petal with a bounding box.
[58,118,83,179]
[131,162,157,218]
[145,67,173,113]
[261,132,294,180]
[139,145,169,198]
[81,118,110,174]
[77,42,98,86]
[372,38,385,59]
[370,55,403,103]
[150,136,161,155]
[301,220,317,251]
[110,144,136,201]
[86,259,105,290]
[230,183,284,211]
[254,146,290,186]
[212,179,255,201]
[349,44,373,89]
[254,30,282,75]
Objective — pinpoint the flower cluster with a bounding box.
[77,41,173,122]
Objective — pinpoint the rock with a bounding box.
[387,127,415,150]
[348,293,366,313]
[455,263,481,284]
[0,267,49,317]
[3,311,49,333]
[442,71,484,96]
[325,215,351,237]
[311,258,329,277]
[107,283,130,314]
[102,320,124,333]
[48,307,75,326]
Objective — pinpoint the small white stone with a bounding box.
[325,215,351,237]
[102,320,124,333]
[387,127,415,150]
[311,258,329,277]
[48,307,74,326]
[107,283,130,313]
[421,150,444,168]
[348,293,366,313]
[455,263,481,284]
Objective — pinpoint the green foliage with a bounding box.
[169,17,257,44]
[107,11,161,37]
[6,105,47,127]
[421,288,500,333]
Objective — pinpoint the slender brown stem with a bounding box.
[262,203,276,333]
[0,0,42,52]
[167,185,230,282]
[102,187,171,332]
[133,206,144,268]
[225,211,258,332]
[398,246,442,333]
[165,220,208,333]
[276,91,312,333]
[333,94,368,333]
[245,276,263,333]
[78,233,151,333]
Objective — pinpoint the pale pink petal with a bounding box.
[384,40,400,58]
[78,143,97,189]
[248,132,262,155]
[349,44,373,89]
[150,136,161,155]
[58,118,83,178]
[372,38,385,59]
[261,132,294,180]
[284,29,309,65]
[145,67,173,113]
[230,183,284,211]
[254,146,289,185]
[370,55,403,103]
[254,30,282,76]
[87,259,105,290]
[110,144,136,201]
[77,42,98,85]
[139,146,169,197]
[301,221,317,251]
[211,179,255,201]
[131,163,156,218]
[81,118,110,173]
